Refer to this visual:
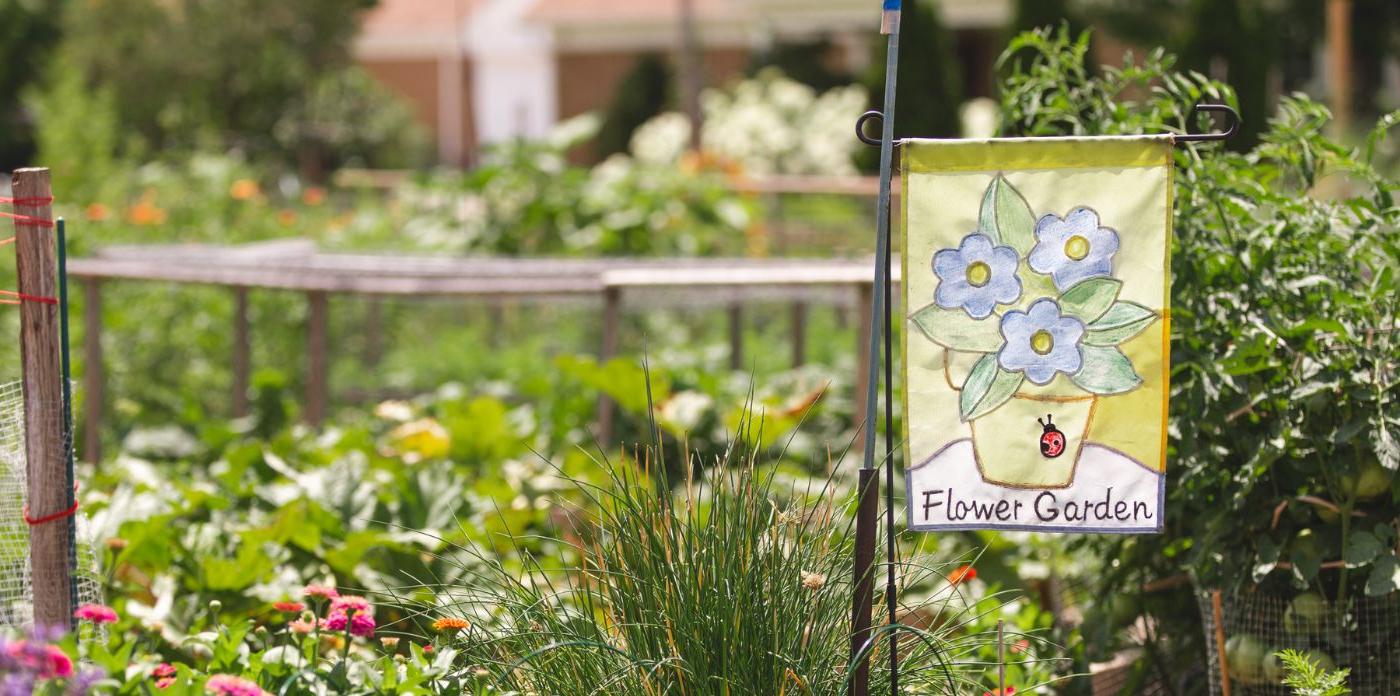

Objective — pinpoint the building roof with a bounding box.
[360,0,482,39]
[527,0,742,25]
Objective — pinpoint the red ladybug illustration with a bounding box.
[1038,414,1065,458]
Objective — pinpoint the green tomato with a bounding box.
[1300,649,1337,673]
[1284,593,1328,635]
[1263,650,1287,684]
[1225,634,1268,684]
[1316,506,1339,524]
[1339,460,1393,501]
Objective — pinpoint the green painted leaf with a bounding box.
[960,354,1024,422]
[1084,301,1158,346]
[1059,277,1122,323]
[977,174,1036,254]
[909,303,1004,353]
[1071,344,1142,395]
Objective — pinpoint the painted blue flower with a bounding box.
[997,299,1085,384]
[932,233,1021,319]
[1028,207,1119,290]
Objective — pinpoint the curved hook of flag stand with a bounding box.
[856,102,1242,147]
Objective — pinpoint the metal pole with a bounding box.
[851,1,902,693]
[849,468,878,696]
[56,219,79,622]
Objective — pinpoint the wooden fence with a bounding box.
[67,241,903,462]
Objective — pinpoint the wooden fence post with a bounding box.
[791,301,807,367]
[81,280,102,464]
[596,286,622,445]
[853,281,873,449]
[305,291,328,425]
[11,167,74,627]
[728,302,744,371]
[231,287,250,418]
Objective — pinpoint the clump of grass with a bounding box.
[401,408,1056,694]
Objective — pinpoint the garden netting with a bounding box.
[1198,586,1400,695]
[0,380,103,629]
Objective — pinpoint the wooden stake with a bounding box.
[1212,590,1232,696]
[11,168,74,628]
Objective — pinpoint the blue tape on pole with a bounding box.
[883,0,901,9]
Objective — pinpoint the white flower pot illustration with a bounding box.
[946,353,1095,489]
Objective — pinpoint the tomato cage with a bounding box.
[1198,586,1400,695]
[0,381,105,633]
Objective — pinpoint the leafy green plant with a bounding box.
[414,417,1062,695]
[995,25,1400,689]
[1276,648,1351,696]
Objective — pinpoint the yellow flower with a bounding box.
[431,617,470,633]
[230,179,260,201]
[390,418,451,462]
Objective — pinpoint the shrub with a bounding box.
[996,25,1400,684]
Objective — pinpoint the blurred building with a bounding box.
[354,0,1011,165]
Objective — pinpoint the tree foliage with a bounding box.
[595,53,673,160]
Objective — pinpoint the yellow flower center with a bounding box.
[1030,330,1054,355]
[1064,235,1091,260]
[965,261,992,287]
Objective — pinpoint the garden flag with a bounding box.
[902,136,1172,533]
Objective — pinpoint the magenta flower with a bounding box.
[302,585,339,600]
[151,663,177,689]
[323,610,376,638]
[205,674,270,696]
[329,595,370,613]
[73,603,118,625]
[44,646,73,679]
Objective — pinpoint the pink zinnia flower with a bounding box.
[74,603,119,624]
[45,645,74,678]
[287,619,316,635]
[272,601,305,613]
[302,584,339,600]
[152,663,177,688]
[329,595,370,613]
[205,674,271,696]
[323,610,376,638]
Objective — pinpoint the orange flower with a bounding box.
[947,565,977,586]
[277,210,297,227]
[230,179,260,201]
[85,203,110,221]
[431,617,470,633]
[127,198,168,226]
[983,687,1015,696]
[301,187,327,206]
